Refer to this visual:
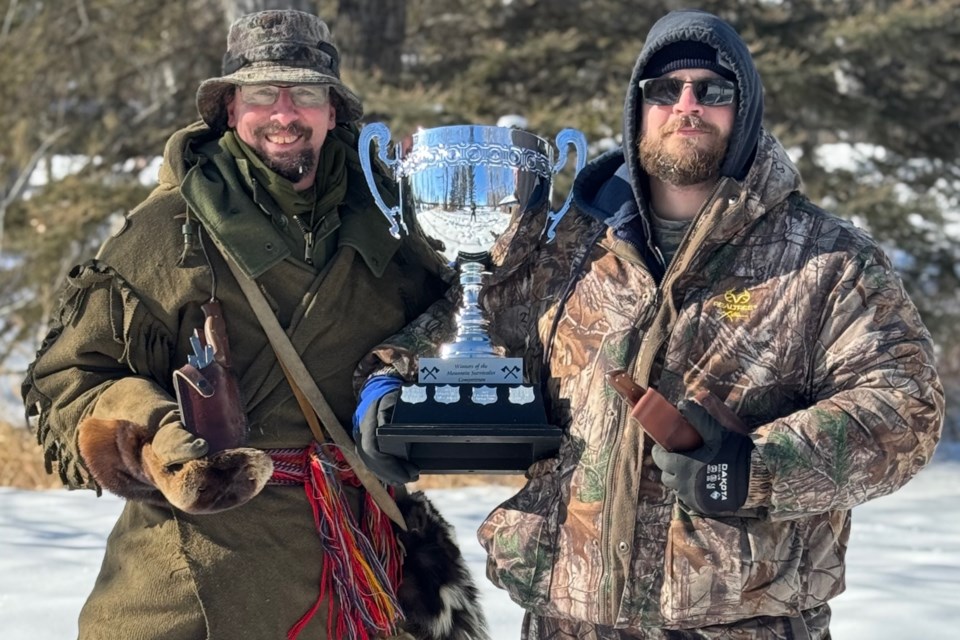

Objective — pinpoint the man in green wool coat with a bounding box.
[22,9,487,640]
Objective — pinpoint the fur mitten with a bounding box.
[77,418,273,514]
[396,491,489,640]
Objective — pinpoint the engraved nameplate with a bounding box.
[400,385,428,405]
[418,357,524,385]
[508,385,536,405]
[433,385,461,405]
[471,386,498,405]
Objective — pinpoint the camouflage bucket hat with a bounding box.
[196,10,363,131]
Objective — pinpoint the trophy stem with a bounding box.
[439,260,497,359]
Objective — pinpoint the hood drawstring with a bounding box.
[177,208,219,302]
[176,208,199,267]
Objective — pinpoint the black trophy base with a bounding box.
[377,383,562,474]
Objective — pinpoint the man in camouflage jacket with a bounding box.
[19,10,496,640]
[358,9,944,639]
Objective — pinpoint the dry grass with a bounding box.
[0,419,525,491]
[0,420,62,490]
[411,473,525,490]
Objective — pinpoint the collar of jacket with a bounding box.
[180,129,400,279]
[574,131,801,275]
[223,131,326,220]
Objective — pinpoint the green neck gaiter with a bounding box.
[221,131,347,227]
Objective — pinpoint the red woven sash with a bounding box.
[267,444,403,640]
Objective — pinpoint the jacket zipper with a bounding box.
[249,177,316,266]
[600,179,730,621]
[291,214,314,266]
[635,179,729,385]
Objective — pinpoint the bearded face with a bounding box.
[249,122,317,182]
[638,114,729,187]
[226,86,337,189]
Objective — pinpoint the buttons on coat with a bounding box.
[617,540,629,554]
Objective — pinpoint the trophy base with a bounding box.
[377,383,563,474]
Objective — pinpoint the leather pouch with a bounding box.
[173,301,247,453]
[606,370,749,452]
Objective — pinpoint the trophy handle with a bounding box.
[358,122,407,239]
[543,128,588,243]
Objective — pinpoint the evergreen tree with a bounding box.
[1,0,958,432]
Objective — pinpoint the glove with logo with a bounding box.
[651,398,753,516]
[355,388,420,486]
[78,419,273,514]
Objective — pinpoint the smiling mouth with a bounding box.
[265,133,301,145]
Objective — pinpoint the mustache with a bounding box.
[253,122,312,139]
[661,115,719,136]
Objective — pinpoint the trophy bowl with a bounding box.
[403,126,554,259]
[359,123,586,473]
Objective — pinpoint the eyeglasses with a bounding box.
[638,77,736,107]
[237,84,330,108]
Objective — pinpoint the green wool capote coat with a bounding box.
[23,121,447,639]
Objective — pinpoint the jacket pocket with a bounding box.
[741,516,803,612]
[661,504,744,625]
[477,459,560,613]
[662,505,806,627]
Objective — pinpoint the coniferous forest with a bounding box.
[1,0,958,435]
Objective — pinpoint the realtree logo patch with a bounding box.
[714,289,757,321]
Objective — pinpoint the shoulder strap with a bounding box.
[223,256,407,530]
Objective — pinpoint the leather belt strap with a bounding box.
[223,256,407,530]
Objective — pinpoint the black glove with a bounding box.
[651,398,753,516]
[356,389,420,485]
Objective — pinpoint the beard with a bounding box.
[638,115,728,187]
[250,122,317,182]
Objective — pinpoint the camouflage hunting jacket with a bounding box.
[362,131,943,630]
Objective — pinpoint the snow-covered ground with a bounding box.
[1,443,958,639]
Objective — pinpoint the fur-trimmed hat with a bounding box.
[196,10,363,131]
[641,40,737,82]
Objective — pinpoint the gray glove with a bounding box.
[356,389,420,485]
[652,399,753,516]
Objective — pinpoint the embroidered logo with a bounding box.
[714,289,757,321]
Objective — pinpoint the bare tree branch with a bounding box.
[0,126,69,253]
[0,0,18,42]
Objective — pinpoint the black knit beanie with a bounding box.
[641,41,737,81]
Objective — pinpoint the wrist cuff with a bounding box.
[742,446,772,509]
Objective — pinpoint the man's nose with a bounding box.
[673,84,703,114]
[270,90,299,125]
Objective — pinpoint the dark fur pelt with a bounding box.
[396,491,490,640]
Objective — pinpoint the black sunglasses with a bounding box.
[638,77,737,107]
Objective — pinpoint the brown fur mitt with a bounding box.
[77,417,273,514]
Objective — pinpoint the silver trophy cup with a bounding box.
[359,124,586,472]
